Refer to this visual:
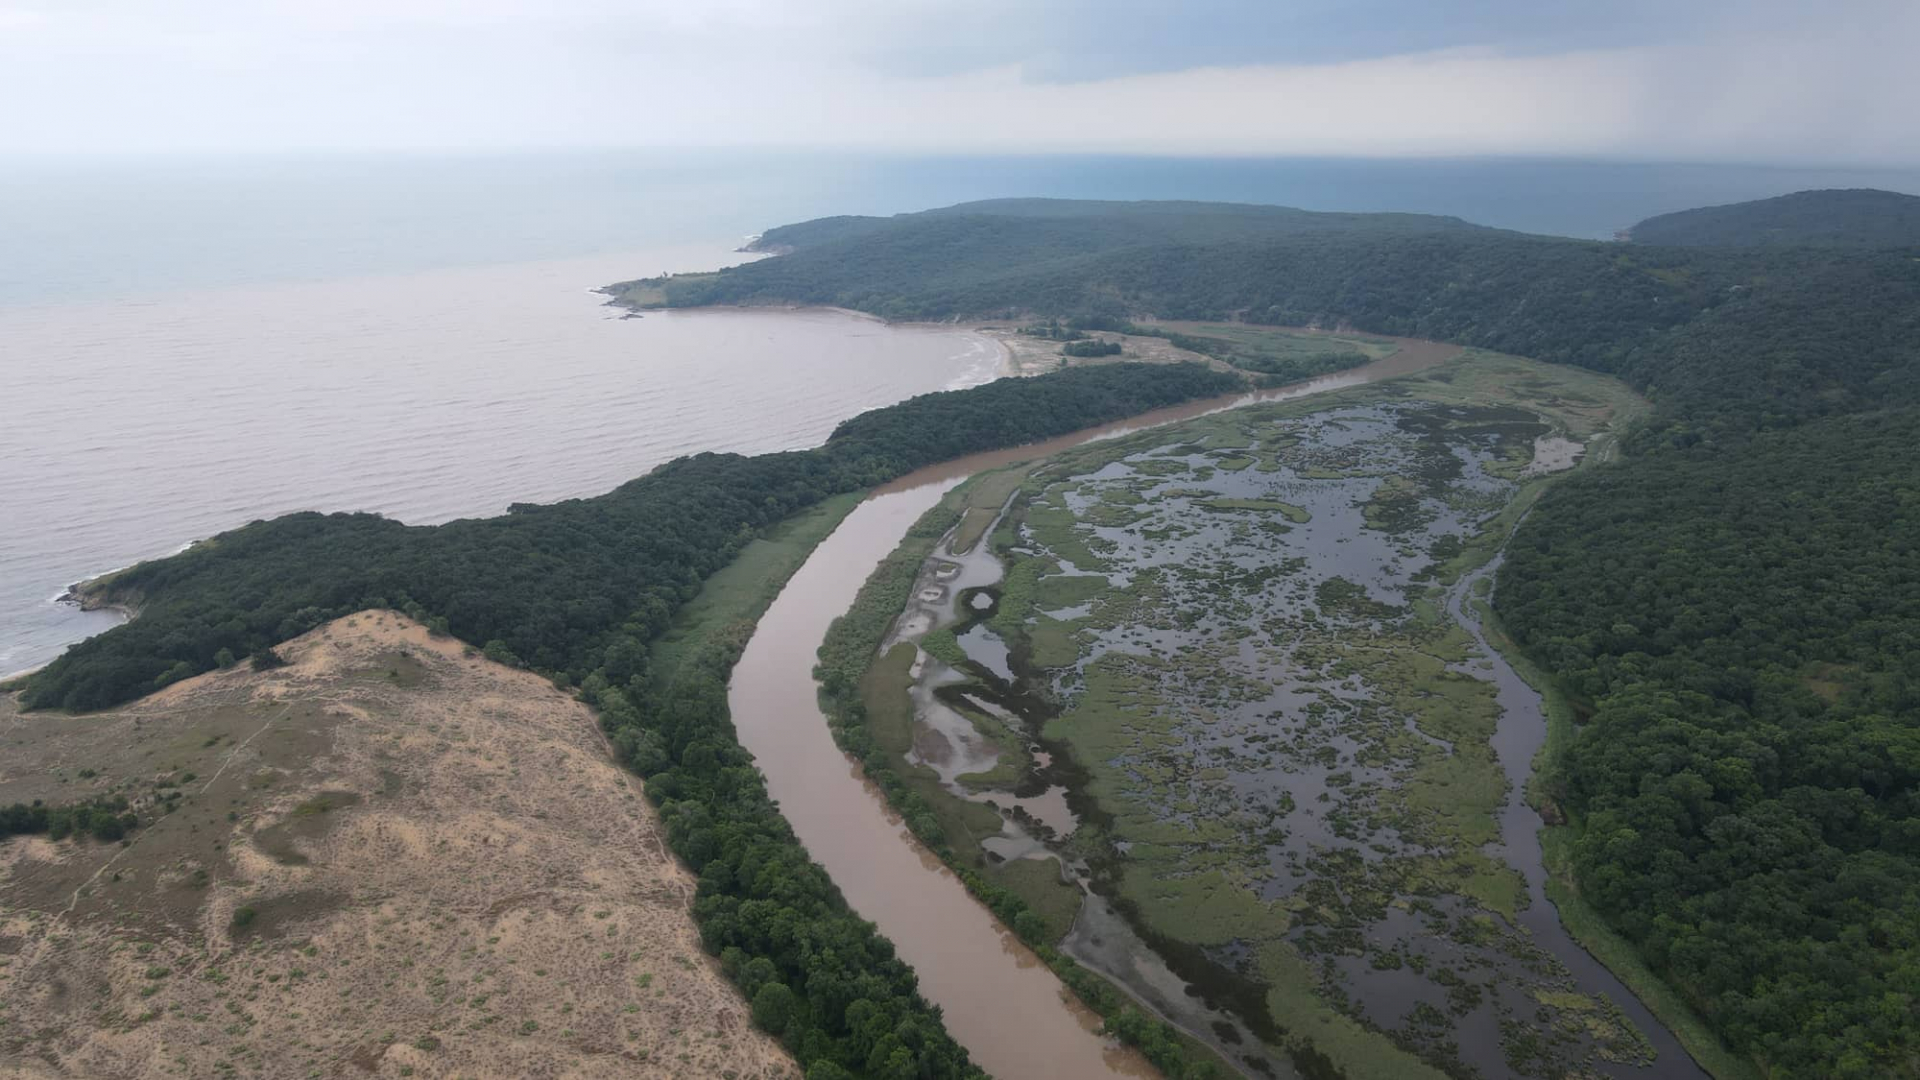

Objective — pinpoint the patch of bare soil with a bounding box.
[0,613,794,1080]
[971,327,1218,376]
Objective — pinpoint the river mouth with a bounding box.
[779,348,1709,1079]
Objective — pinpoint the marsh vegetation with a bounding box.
[840,352,1689,1079]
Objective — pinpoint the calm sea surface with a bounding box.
[6,152,1919,677]
[0,245,999,676]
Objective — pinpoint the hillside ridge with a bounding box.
[1628,187,1920,248]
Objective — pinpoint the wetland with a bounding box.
[728,337,1464,1079]
[833,351,1709,1078]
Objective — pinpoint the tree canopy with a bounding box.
[1499,407,1920,1078]
[1628,188,1920,249]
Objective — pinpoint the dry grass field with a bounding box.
[0,613,794,1080]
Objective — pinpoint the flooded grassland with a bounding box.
[853,352,1680,1079]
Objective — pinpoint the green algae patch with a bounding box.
[950,700,1036,790]
[1198,497,1311,522]
[1258,944,1454,1080]
[1124,863,1281,947]
[986,856,1085,942]
[950,507,999,554]
[1020,499,1113,572]
[1026,615,1083,669]
[1033,573,1108,610]
[1411,851,1528,921]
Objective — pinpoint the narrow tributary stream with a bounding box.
[1447,558,1707,1079]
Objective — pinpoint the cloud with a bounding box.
[0,0,1913,163]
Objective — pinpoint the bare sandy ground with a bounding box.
[0,613,794,1080]
[966,326,1217,377]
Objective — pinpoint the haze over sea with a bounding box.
[5,151,1919,677]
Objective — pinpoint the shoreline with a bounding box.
[7,266,994,688]
[0,662,47,685]
[596,294,1021,379]
[618,294,1462,384]
[56,560,145,619]
[2,574,141,683]
[56,588,137,621]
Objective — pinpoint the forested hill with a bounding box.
[743,198,1490,254]
[613,198,1920,441]
[609,198,1494,317]
[1500,408,1920,1079]
[613,196,1920,1077]
[1628,188,1920,248]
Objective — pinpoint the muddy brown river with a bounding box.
[727,344,1458,1079]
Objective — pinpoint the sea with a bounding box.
[5,151,1918,677]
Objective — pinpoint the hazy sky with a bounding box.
[3,0,1916,162]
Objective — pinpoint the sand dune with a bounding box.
[0,612,793,1080]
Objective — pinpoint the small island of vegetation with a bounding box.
[1061,338,1121,358]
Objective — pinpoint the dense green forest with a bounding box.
[611,196,1920,1077]
[1628,188,1920,249]
[740,197,1490,254]
[1500,408,1920,1078]
[16,360,1237,1079]
[0,795,138,842]
[1060,338,1121,358]
[619,198,1920,440]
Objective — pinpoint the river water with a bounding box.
[727,343,1458,1079]
[0,243,999,677]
